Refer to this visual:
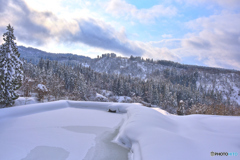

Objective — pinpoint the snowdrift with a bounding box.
[114,105,240,160]
[0,101,239,160]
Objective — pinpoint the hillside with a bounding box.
[19,46,239,76]
[18,46,240,110]
[18,46,91,65]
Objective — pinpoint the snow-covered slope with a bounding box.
[198,72,240,104]
[0,101,239,160]
[19,46,240,105]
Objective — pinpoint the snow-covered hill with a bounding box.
[18,46,91,65]
[91,57,240,105]
[0,101,239,160]
[19,46,240,106]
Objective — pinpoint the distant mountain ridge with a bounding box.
[19,45,239,74]
[18,46,91,65]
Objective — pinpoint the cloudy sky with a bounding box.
[0,0,240,70]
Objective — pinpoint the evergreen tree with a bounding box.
[0,24,23,107]
[152,84,159,105]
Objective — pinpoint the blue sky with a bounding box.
[0,0,240,70]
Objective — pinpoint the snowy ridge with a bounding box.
[0,101,136,120]
[113,105,177,160]
[0,100,69,120]
[1,101,239,160]
[114,105,240,160]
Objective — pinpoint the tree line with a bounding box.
[20,58,240,115]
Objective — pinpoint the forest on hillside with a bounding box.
[19,58,240,115]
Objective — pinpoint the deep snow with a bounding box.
[0,101,239,160]
[13,97,38,106]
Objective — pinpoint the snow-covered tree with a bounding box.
[0,24,23,107]
[36,84,48,102]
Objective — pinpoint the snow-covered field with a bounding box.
[0,101,239,160]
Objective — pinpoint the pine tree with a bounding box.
[152,84,159,105]
[0,24,23,107]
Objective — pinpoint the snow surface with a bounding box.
[231,83,240,104]
[82,63,90,68]
[37,84,48,91]
[95,93,108,101]
[14,97,38,106]
[0,101,127,160]
[116,96,132,102]
[115,106,240,160]
[101,90,113,97]
[0,101,239,160]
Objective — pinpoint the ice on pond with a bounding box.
[22,146,69,160]
[83,126,129,160]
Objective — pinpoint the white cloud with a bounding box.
[141,44,180,61]
[149,39,182,49]
[176,0,240,9]
[178,12,240,69]
[106,0,177,23]
[24,0,64,13]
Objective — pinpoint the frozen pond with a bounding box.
[21,125,129,160]
[22,146,70,160]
